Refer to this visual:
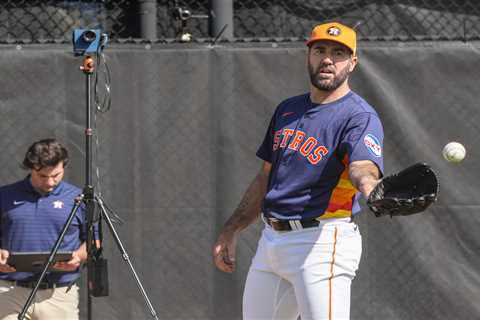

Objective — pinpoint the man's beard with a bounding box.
[309,61,351,91]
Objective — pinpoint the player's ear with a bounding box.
[305,46,311,66]
[349,55,358,72]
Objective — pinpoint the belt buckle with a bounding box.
[267,217,284,231]
[271,218,296,231]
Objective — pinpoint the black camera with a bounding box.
[172,7,192,21]
[72,29,102,56]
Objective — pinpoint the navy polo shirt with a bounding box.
[0,177,86,283]
[257,91,384,219]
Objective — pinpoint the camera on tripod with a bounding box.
[172,7,192,21]
[72,29,102,56]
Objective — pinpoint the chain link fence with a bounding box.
[1,0,480,43]
[1,44,480,319]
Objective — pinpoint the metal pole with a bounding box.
[86,73,92,187]
[139,0,157,40]
[82,55,96,320]
[209,0,233,40]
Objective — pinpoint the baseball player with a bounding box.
[213,22,384,320]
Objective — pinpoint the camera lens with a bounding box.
[82,30,97,43]
[180,9,191,20]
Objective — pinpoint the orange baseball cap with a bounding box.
[306,22,357,55]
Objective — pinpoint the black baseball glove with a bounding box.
[367,162,439,217]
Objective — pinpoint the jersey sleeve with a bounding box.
[340,112,384,174]
[256,113,277,163]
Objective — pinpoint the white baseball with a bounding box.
[442,142,466,163]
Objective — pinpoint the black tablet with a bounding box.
[7,251,73,273]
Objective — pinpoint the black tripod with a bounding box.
[19,55,159,320]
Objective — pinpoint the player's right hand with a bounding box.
[0,249,16,273]
[212,231,238,273]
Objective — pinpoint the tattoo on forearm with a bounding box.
[224,173,267,232]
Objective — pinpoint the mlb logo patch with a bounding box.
[364,134,382,157]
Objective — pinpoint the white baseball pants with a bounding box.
[243,218,362,320]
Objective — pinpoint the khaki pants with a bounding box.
[0,279,79,320]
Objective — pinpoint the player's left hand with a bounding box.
[52,250,82,272]
[367,162,439,217]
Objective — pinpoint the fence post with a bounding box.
[209,0,233,40]
[139,0,157,40]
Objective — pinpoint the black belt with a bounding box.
[12,280,71,290]
[264,217,320,231]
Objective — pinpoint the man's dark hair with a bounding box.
[22,138,69,170]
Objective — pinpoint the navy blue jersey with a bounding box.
[257,91,384,219]
[0,177,86,283]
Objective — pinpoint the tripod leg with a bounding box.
[95,195,160,320]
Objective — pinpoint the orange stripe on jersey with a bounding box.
[322,156,357,219]
[328,226,338,320]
